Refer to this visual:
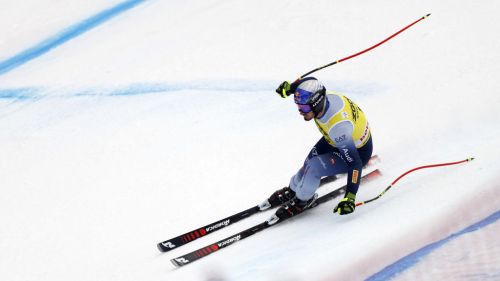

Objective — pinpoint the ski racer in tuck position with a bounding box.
[263,77,373,222]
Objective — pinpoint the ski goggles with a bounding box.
[294,88,314,113]
[296,103,312,113]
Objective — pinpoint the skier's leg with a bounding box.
[289,137,352,201]
[289,152,350,201]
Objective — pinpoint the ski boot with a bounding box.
[258,186,296,211]
[267,193,318,225]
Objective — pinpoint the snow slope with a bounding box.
[1,0,499,280]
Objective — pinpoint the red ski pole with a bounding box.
[356,157,474,207]
[300,13,431,79]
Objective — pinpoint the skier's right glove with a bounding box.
[276,81,292,98]
[276,80,302,98]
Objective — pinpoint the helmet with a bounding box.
[294,77,327,115]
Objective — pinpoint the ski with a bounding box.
[157,155,379,252]
[170,168,382,267]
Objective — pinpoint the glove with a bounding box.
[334,192,356,215]
[276,81,292,98]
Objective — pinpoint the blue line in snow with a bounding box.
[72,81,275,96]
[367,209,500,281]
[0,0,146,76]
[0,87,39,100]
[0,81,276,100]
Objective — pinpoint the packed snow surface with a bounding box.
[1,0,499,280]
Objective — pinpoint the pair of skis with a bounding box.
[159,156,381,267]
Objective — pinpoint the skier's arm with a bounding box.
[330,122,363,195]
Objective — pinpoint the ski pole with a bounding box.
[299,13,431,79]
[356,157,474,207]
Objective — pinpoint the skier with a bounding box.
[264,77,373,223]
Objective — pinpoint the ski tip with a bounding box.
[368,169,382,178]
[367,154,381,166]
[170,259,181,268]
[171,257,191,267]
[157,243,167,253]
[467,157,475,162]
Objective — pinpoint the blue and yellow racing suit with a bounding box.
[289,92,373,201]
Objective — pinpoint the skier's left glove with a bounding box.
[334,192,356,215]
